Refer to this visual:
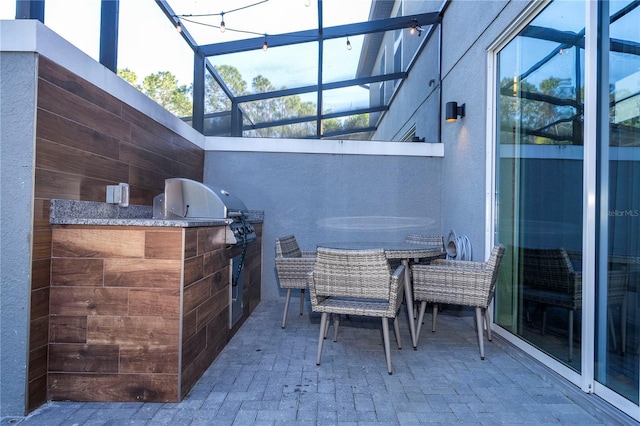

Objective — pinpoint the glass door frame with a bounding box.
[486,0,584,391]
[487,0,639,420]
[589,0,640,417]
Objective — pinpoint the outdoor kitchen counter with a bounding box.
[48,199,263,403]
[49,199,264,227]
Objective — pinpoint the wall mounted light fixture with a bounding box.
[445,102,465,122]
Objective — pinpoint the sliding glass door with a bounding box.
[596,0,640,405]
[494,0,585,371]
[494,0,640,415]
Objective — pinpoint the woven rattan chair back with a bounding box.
[520,248,578,304]
[275,235,302,258]
[312,247,392,300]
[520,247,628,360]
[411,245,505,360]
[405,233,444,249]
[308,247,405,374]
[485,245,506,306]
[403,234,445,266]
[275,235,316,328]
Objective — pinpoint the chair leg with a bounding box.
[393,316,402,349]
[299,288,305,315]
[622,296,628,354]
[432,304,438,332]
[282,288,292,329]
[415,301,428,347]
[484,307,492,341]
[608,309,618,352]
[475,307,485,360]
[333,315,340,342]
[317,312,328,365]
[324,314,331,338]
[382,317,392,375]
[568,309,574,363]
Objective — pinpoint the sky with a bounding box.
[0,0,372,91]
[2,0,198,85]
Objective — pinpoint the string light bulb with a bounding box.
[263,34,268,51]
[220,12,225,33]
[346,36,352,50]
[410,20,423,36]
[305,0,310,6]
[175,20,182,33]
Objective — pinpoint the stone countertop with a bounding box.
[50,199,263,228]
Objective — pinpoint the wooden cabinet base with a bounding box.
[49,224,261,402]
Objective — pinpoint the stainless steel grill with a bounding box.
[152,177,256,245]
[153,178,256,329]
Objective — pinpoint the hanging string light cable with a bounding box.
[173,0,269,27]
[176,16,268,38]
[173,0,272,47]
[173,3,427,51]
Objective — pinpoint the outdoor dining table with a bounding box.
[317,241,445,349]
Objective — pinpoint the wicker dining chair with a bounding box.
[404,233,446,264]
[411,245,505,360]
[275,235,316,328]
[308,247,405,375]
[405,233,445,249]
[521,248,628,361]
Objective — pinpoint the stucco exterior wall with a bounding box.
[374,29,442,143]
[204,151,443,301]
[366,1,534,262]
[0,52,37,419]
[438,0,530,256]
[203,0,537,301]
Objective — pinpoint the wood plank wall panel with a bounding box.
[36,139,131,183]
[49,223,261,403]
[49,374,178,403]
[180,228,230,398]
[35,55,204,203]
[29,55,204,412]
[49,226,184,403]
[180,225,263,398]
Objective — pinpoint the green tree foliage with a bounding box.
[499,76,579,145]
[205,65,246,113]
[140,71,192,118]
[118,69,192,118]
[117,68,139,88]
[207,65,368,138]
[119,65,370,138]
[343,114,369,130]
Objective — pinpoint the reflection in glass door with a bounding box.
[597,0,640,405]
[494,1,585,371]
[494,0,640,412]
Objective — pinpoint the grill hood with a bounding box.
[153,178,248,220]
